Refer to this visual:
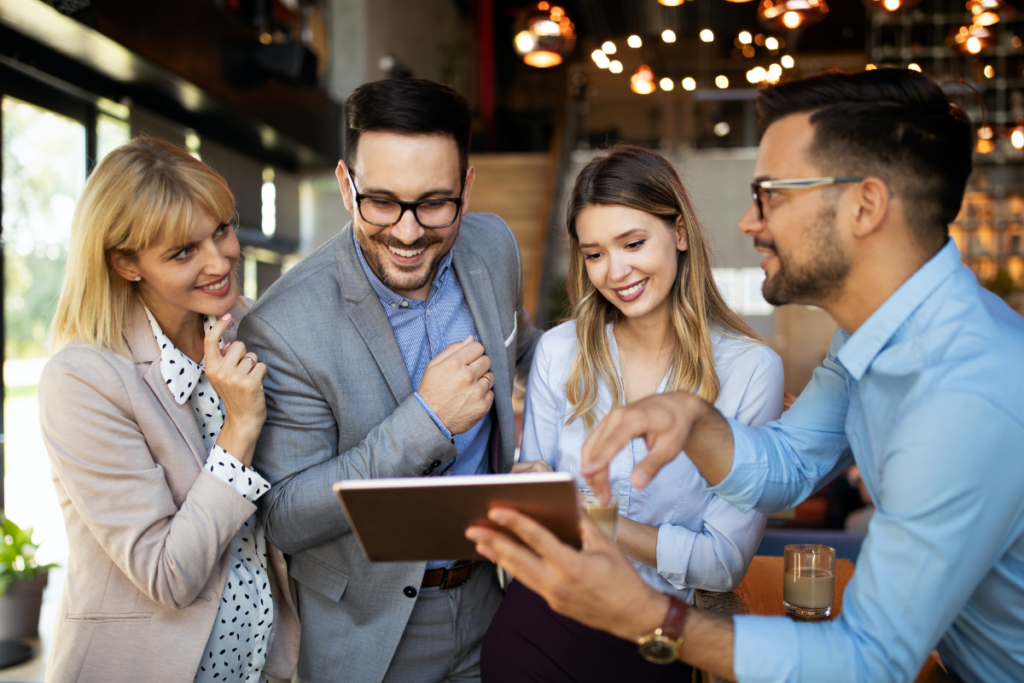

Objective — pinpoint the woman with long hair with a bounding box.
[482,145,783,682]
[39,138,297,682]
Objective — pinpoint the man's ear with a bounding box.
[107,249,140,283]
[850,177,890,240]
[460,165,476,216]
[674,215,689,252]
[336,160,353,213]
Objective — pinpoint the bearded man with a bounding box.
[466,69,1024,683]
[238,78,541,683]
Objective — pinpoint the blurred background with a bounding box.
[1,0,1024,673]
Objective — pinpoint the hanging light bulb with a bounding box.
[765,36,780,50]
[662,29,677,43]
[512,3,576,68]
[628,35,643,48]
[682,77,697,91]
[658,0,685,5]
[660,77,675,91]
[949,23,993,54]
[602,41,617,54]
[591,49,611,68]
[781,55,795,68]
[1011,129,1024,150]
[609,60,623,74]
[631,65,656,94]
[968,0,1003,26]
[716,74,730,89]
[700,29,715,42]
[758,0,829,32]
[739,31,753,44]
[861,0,921,12]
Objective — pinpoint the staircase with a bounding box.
[467,152,555,317]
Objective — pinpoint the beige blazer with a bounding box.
[37,299,299,682]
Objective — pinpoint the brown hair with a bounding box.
[565,145,759,430]
[51,137,236,353]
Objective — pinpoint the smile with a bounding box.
[197,276,230,294]
[612,278,648,302]
[389,245,426,258]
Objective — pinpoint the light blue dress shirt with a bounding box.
[521,320,783,603]
[710,239,1024,683]
[353,234,493,567]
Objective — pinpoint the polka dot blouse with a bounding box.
[144,308,274,683]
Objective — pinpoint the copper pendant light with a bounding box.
[512,2,576,68]
[757,0,829,31]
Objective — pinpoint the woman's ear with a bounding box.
[675,215,689,252]
[107,249,140,283]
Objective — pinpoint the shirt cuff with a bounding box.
[702,418,767,513]
[205,445,271,503]
[655,523,698,590]
[732,615,801,683]
[415,392,455,443]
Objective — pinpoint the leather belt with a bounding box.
[422,561,477,590]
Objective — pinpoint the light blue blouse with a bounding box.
[520,321,784,603]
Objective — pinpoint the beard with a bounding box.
[358,227,456,294]
[760,204,850,306]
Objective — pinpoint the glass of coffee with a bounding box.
[783,544,835,619]
[577,487,620,541]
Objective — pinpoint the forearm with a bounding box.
[616,517,659,568]
[626,591,737,681]
[680,396,736,487]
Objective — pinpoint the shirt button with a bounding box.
[400,301,409,307]
[432,460,442,467]
[426,309,430,315]
[403,586,417,598]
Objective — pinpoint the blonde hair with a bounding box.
[50,137,236,353]
[565,145,759,431]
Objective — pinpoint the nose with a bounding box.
[201,238,233,274]
[738,204,764,238]
[389,208,426,245]
[607,251,633,283]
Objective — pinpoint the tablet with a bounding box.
[333,472,582,562]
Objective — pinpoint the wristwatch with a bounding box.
[637,594,688,664]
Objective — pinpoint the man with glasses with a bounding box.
[238,78,541,683]
[467,69,1024,683]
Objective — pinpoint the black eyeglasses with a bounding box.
[347,170,464,229]
[751,176,865,221]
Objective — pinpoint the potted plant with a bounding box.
[0,513,57,639]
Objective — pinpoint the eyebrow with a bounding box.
[359,186,459,200]
[579,227,648,249]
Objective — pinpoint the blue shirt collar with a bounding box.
[351,230,453,306]
[836,238,962,381]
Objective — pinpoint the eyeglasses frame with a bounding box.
[346,169,465,229]
[751,176,865,221]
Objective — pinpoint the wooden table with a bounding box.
[694,556,952,683]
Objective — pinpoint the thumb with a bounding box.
[579,512,616,551]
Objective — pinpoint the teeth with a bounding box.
[389,246,425,258]
[199,277,228,291]
[618,279,647,297]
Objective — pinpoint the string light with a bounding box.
[700,29,715,42]
[908,63,922,72]
[739,31,753,44]
[662,29,677,43]
[591,50,610,68]
[609,60,623,73]
[716,74,729,88]
[765,37,780,50]
[628,35,643,48]
[682,77,697,91]
[660,77,675,91]
[602,41,617,54]
[781,55,795,68]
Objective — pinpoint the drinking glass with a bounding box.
[576,487,620,541]
[783,544,835,619]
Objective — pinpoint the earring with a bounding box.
[133,277,141,282]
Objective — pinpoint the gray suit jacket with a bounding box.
[237,212,542,683]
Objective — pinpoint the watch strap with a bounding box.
[661,594,688,642]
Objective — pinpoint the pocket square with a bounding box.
[504,316,518,348]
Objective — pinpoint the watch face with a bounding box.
[638,635,678,665]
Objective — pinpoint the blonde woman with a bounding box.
[38,138,297,682]
[482,146,783,682]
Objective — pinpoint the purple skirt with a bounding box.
[481,580,694,683]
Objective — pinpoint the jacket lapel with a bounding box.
[335,226,414,404]
[124,301,211,469]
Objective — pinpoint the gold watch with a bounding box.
[637,594,688,664]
